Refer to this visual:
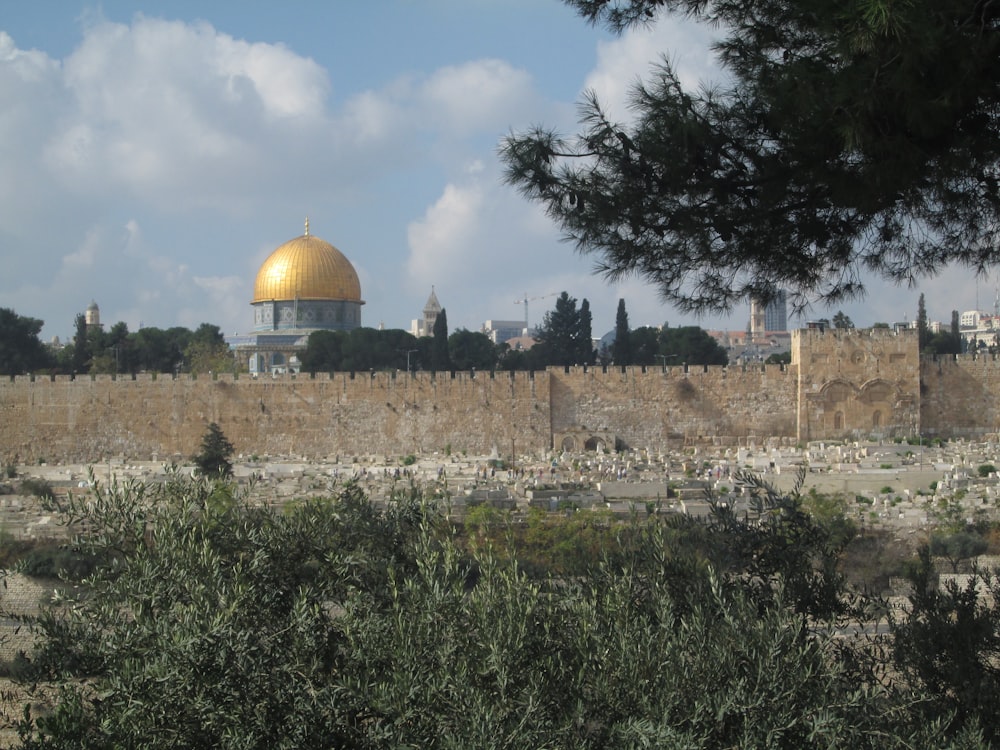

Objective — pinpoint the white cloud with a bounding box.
[583,15,720,123]
[420,59,535,134]
[406,182,485,289]
[61,226,103,269]
[42,16,331,204]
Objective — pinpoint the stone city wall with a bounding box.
[921,354,1000,438]
[549,364,798,450]
[0,371,550,463]
[3,328,1000,463]
[0,364,799,463]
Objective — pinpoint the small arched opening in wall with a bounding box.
[820,379,854,403]
[584,436,606,452]
[859,378,896,434]
[858,379,894,404]
[819,379,854,435]
[561,435,576,452]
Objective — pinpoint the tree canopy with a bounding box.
[9,472,998,747]
[660,325,728,366]
[429,308,451,371]
[611,298,632,365]
[0,308,52,376]
[533,292,595,367]
[447,329,497,370]
[501,0,1000,314]
[301,328,425,373]
[193,422,235,479]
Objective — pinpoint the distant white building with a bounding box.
[961,310,981,329]
[481,320,526,345]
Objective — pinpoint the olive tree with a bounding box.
[7,472,990,748]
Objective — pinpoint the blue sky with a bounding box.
[0,1,986,343]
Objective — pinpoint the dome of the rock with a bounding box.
[248,222,364,334]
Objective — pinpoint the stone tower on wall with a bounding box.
[792,327,920,442]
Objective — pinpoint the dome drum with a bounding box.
[252,298,362,332]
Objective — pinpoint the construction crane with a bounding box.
[515,292,558,332]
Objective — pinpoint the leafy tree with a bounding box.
[612,298,632,365]
[301,330,343,372]
[952,310,964,353]
[629,325,661,366]
[891,548,1000,744]
[658,325,728,366]
[184,323,232,374]
[929,531,988,574]
[429,307,450,371]
[765,351,792,365]
[193,422,235,480]
[926,331,962,357]
[533,292,593,367]
[447,329,497,370]
[501,0,1000,315]
[129,326,186,374]
[918,293,930,350]
[70,313,90,374]
[497,344,533,372]
[9,474,981,748]
[832,311,854,329]
[301,327,422,373]
[575,298,595,365]
[0,308,53,375]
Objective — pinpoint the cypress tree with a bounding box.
[612,298,632,365]
[431,308,450,371]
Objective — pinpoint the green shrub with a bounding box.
[18,542,105,580]
[19,478,54,501]
[0,651,33,680]
[978,464,996,477]
[193,422,234,479]
[402,454,417,466]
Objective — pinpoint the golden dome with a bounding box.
[253,232,362,303]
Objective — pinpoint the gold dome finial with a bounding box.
[304,216,310,237]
